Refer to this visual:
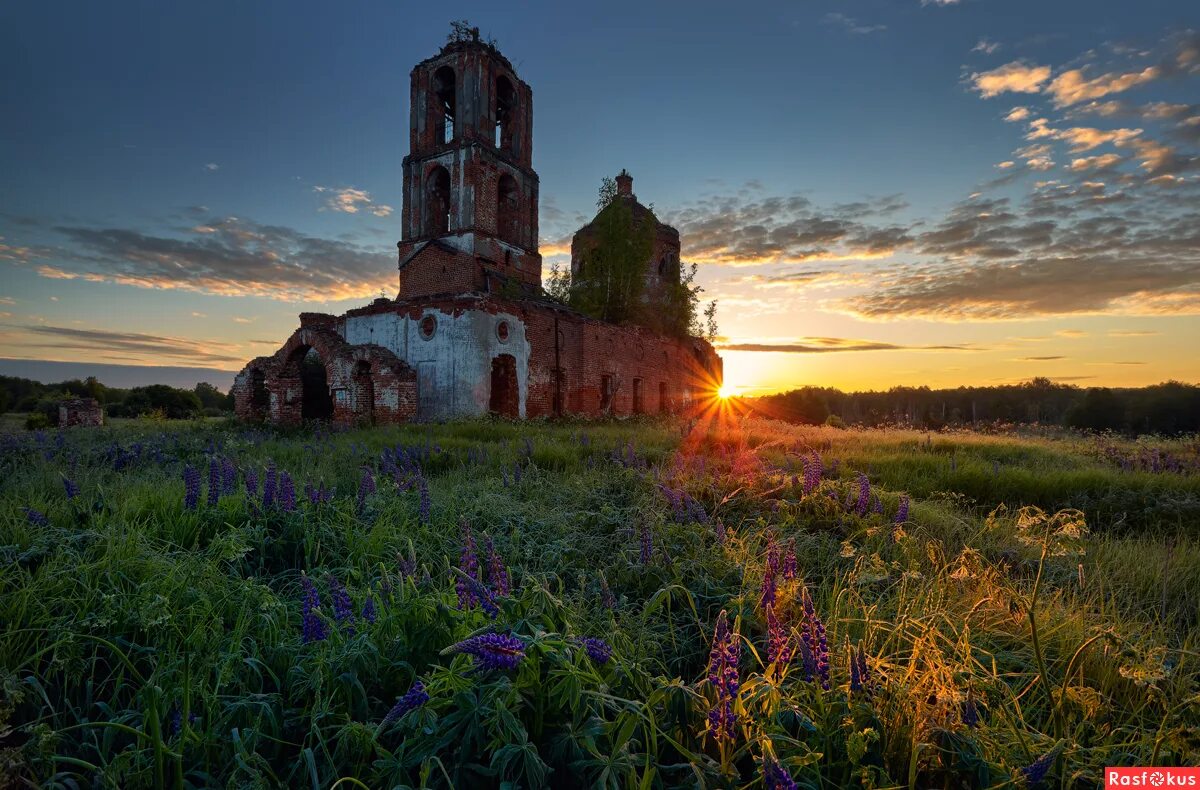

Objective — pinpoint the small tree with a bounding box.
[570,197,654,324]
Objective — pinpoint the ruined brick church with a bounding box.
[232,32,722,425]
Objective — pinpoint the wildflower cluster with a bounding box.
[706,610,740,741]
[300,575,329,644]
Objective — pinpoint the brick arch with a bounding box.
[232,326,418,426]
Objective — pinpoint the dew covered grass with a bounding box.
[1,416,1197,788]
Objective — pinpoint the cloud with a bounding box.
[1017,356,1066,361]
[1107,330,1160,336]
[1004,107,1030,122]
[973,39,1001,55]
[1069,153,1123,171]
[204,163,220,172]
[0,297,14,305]
[921,0,960,5]
[996,160,1016,169]
[7,324,248,366]
[41,216,396,301]
[822,13,885,35]
[190,311,207,318]
[717,336,981,353]
[970,61,1051,98]
[1047,66,1160,107]
[665,191,912,266]
[314,186,394,218]
[1056,329,1088,337]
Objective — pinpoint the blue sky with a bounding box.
[2,0,1198,393]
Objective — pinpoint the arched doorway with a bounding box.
[489,354,518,418]
[249,367,268,419]
[298,347,334,420]
[352,360,374,424]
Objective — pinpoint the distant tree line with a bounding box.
[748,378,1200,436]
[0,375,233,426]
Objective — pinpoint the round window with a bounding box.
[496,320,510,343]
[419,314,437,340]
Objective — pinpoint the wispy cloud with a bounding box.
[718,336,982,353]
[314,186,393,217]
[973,39,1001,55]
[822,12,885,35]
[6,324,248,367]
[35,216,396,301]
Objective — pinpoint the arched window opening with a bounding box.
[434,66,456,143]
[249,368,268,411]
[494,75,515,150]
[426,166,451,236]
[299,348,333,420]
[497,174,519,245]
[657,256,668,277]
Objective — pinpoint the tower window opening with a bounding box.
[434,66,456,144]
[495,75,515,150]
[426,166,451,236]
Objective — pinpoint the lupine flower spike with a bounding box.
[456,521,481,610]
[763,757,798,790]
[299,574,329,643]
[447,633,525,670]
[706,610,740,741]
[485,535,510,596]
[579,637,613,665]
[183,465,201,510]
[380,679,428,728]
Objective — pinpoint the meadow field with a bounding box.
[1,415,1197,788]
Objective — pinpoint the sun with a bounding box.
[717,384,738,399]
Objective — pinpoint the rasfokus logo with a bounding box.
[1106,768,1200,787]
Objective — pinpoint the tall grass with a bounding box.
[1,416,1196,788]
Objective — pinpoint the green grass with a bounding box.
[1,416,1197,788]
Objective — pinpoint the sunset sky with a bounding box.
[2,0,1198,394]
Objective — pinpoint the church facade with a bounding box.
[232,33,722,426]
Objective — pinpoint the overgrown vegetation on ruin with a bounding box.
[1,417,1197,787]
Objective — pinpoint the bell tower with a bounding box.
[397,29,541,297]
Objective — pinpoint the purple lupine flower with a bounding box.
[262,462,277,509]
[356,467,375,512]
[449,632,525,671]
[221,456,237,494]
[381,680,428,727]
[62,477,79,500]
[782,539,797,581]
[579,637,613,665]
[706,610,740,741]
[961,691,980,727]
[759,554,777,610]
[895,494,910,524]
[300,574,329,643]
[362,594,377,624]
[856,473,870,517]
[639,523,653,565]
[766,604,793,666]
[417,475,431,524]
[278,471,295,513]
[167,704,183,739]
[513,461,523,484]
[872,496,884,515]
[800,586,830,690]
[599,573,616,610]
[763,757,798,790]
[183,465,201,510]
[24,507,50,527]
[456,521,481,609]
[484,535,510,596]
[328,575,354,624]
[244,468,259,498]
[1021,751,1056,788]
[207,457,220,507]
